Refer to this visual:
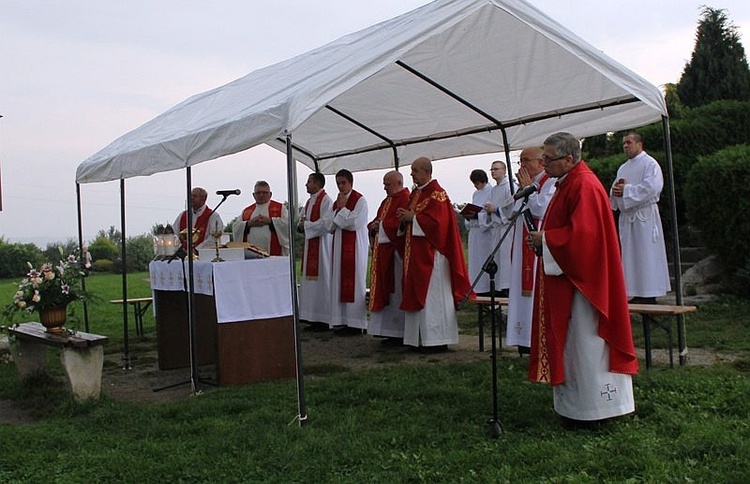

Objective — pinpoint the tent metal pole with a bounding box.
[184,167,200,392]
[325,105,400,169]
[498,126,515,194]
[286,132,307,427]
[312,96,643,163]
[661,115,687,365]
[120,179,131,369]
[75,183,90,333]
[274,137,320,173]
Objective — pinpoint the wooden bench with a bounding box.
[466,296,697,369]
[7,322,109,401]
[629,303,697,369]
[110,297,152,338]
[465,296,509,352]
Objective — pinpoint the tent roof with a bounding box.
[76,0,667,183]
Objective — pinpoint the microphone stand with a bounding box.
[461,197,530,439]
[154,197,233,393]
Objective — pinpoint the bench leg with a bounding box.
[478,305,485,352]
[642,315,652,370]
[10,340,48,379]
[60,346,104,402]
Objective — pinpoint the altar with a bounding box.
[148,257,296,385]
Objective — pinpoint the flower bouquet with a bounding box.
[3,248,92,333]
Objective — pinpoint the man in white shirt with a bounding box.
[610,132,671,303]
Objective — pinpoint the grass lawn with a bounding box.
[1,273,749,482]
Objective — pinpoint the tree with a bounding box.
[96,225,122,246]
[677,7,750,108]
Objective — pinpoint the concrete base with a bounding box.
[61,346,104,402]
[11,339,104,402]
[10,340,48,378]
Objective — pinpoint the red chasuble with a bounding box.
[520,174,550,296]
[335,190,363,303]
[303,190,326,279]
[400,179,473,311]
[179,206,213,251]
[241,200,284,255]
[529,162,638,385]
[368,188,410,312]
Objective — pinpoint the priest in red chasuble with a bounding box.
[527,132,638,425]
[397,157,473,352]
[173,187,224,253]
[368,170,410,341]
[232,180,289,256]
[325,169,369,333]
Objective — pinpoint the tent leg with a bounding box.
[662,116,687,365]
[286,132,308,427]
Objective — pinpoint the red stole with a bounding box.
[400,180,473,311]
[304,190,326,279]
[520,174,550,296]
[529,162,638,385]
[242,200,283,255]
[368,188,410,311]
[179,206,213,250]
[335,190,363,303]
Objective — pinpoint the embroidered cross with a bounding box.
[600,383,618,402]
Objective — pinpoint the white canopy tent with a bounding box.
[76,0,684,425]
[76,0,667,181]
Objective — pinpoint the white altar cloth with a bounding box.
[149,257,293,323]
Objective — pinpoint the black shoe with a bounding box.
[560,416,601,430]
[379,337,404,346]
[303,321,330,332]
[628,297,657,305]
[418,344,449,354]
[517,346,531,356]
[333,326,363,336]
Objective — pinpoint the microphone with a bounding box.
[522,209,542,257]
[513,183,539,200]
[216,189,241,197]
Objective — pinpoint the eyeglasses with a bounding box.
[542,154,568,163]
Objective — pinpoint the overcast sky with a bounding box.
[2,0,749,247]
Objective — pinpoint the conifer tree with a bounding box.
[677,7,750,108]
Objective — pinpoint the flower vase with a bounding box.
[39,305,68,334]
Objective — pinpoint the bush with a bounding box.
[92,259,114,273]
[0,240,44,278]
[125,234,155,272]
[42,239,79,263]
[685,144,750,272]
[88,236,119,262]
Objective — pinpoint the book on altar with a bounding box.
[459,203,483,219]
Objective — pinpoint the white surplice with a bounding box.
[299,190,333,323]
[501,172,555,347]
[465,184,494,293]
[325,193,369,329]
[487,177,513,291]
[231,201,290,255]
[610,151,671,298]
[403,217,459,347]
[542,236,635,421]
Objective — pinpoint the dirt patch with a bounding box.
[92,331,743,404]
[0,330,739,425]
